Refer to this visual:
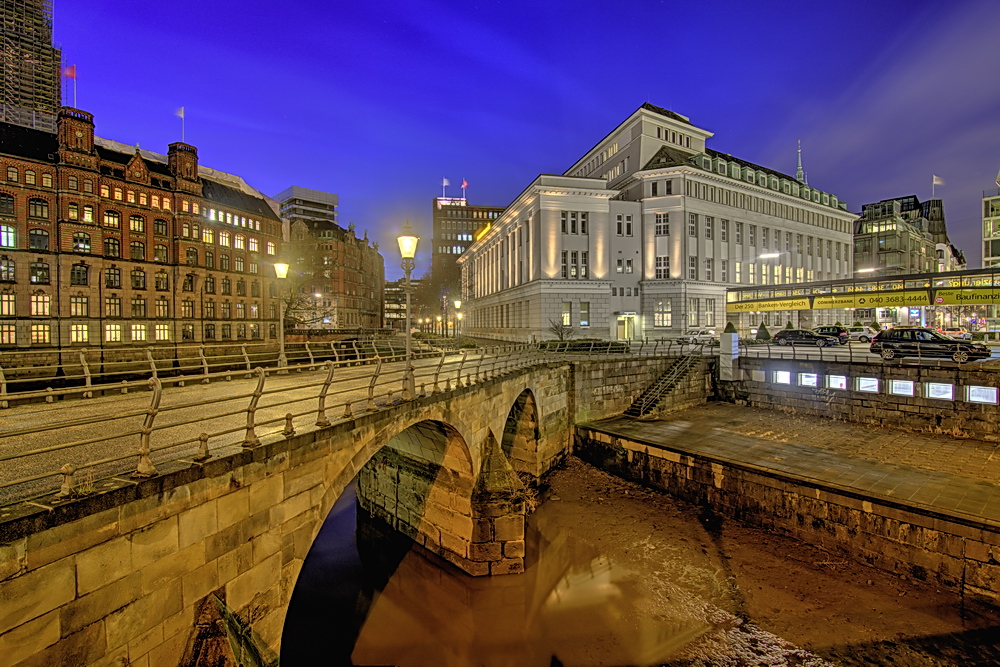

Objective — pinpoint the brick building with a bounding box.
[0,106,284,349]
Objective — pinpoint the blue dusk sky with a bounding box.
[54,0,1000,280]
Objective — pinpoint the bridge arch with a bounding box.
[501,388,541,483]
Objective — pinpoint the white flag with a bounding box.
[176,106,185,119]
[442,178,450,187]
[932,174,944,186]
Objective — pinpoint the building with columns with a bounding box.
[458,103,857,342]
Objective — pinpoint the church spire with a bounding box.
[795,140,806,184]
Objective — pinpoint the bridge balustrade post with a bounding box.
[433,351,446,393]
[489,347,500,379]
[145,348,158,379]
[56,463,77,498]
[132,377,162,478]
[242,367,266,447]
[352,341,360,366]
[78,350,93,398]
[316,361,335,426]
[367,359,382,410]
[282,413,296,437]
[193,432,211,462]
[0,365,6,408]
[241,345,252,376]
[475,348,486,383]
[305,342,315,370]
[456,350,468,388]
[198,345,210,384]
[331,341,339,365]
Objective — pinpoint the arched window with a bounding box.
[129,215,144,232]
[82,205,94,222]
[154,244,167,262]
[205,251,215,268]
[154,271,169,290]
[6,166,17,182]
[104,210,121,228]
[0,224,15,248]
[104,238,121,257]
[29,262,49,284]
[0,193,13,215]
[250,281,260,297]
[186,248,198,265]
[28,198,49,219]
[130,241,145,260]
[154,219,168,235]
[70,264,89,286]
[248,237,259,252]
[0,258,15,281]
[234,234,246,250]
[182,222,190,237]
[41,173,53,188]
[131,268,146,289]
[219,231,231,247]
[25,171,36,185]
[29,229,49,250]
[221,278,231,294]
[236,279,246,296]
[105,267,121,288]
[234,256,245,272]
[205,276,216,293]
[220,254,230,271]
[68,175,78,190]
[72,232,91,253]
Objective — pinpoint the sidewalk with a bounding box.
[584,402,1000,525]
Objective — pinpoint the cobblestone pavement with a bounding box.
[588,402,1000,523]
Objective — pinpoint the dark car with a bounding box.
[869,327,991,363]
[812,325,850,345]
[772,329,840,347]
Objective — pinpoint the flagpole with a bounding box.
[932,175,935,199]
[73,74,77,108]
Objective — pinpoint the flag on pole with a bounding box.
[176,106,185,119]
[62,65,77,79]
[442,178,450,187]
[461,178,468,190]
[932,175,944,186]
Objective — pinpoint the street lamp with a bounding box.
[454,299,462,340]
[436,315,442,337]
[273,261,290,370]
[397,221,419,400]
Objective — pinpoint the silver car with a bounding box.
[847,326,879,343]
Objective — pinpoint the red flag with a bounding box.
[461,179,468,189]
[63,65,77,79]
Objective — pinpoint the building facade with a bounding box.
[1,107,285,349]
[852,196,951,276]
[458,103,856,342]
[983,170,1000,268]
[274,185,384,330]
[1,0,61,132]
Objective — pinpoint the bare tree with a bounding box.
[548,319,575,341]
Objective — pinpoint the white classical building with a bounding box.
[458,103,858,342]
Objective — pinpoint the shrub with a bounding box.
[723,321,737,334]
[757,322,772,340]
[785,320,794,329]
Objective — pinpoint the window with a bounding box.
[105,296,122,317]
[688,298,699,326]
[155,298,169,317]
[625,215,633,236]
[248,237,259,252]
[203,228,215,244]
[131,268,146,289]
[580,302,590,327]
[616,258,623,274]
[749,225,756,247]
[105,268,121,288]
[688,256,697,280]
[72,232,91,253]
[222,324,232,339]
[205,276,216,293]
[266,241,276,255]
[154,219,168,236]
[69,176,79,190]
[82,205,94,222]
[130,241,145,260]
[129,215,144,233]
[131,324,147,342]
[735,222,743,244]
[580,252,588,279]
[654,299,671,327]
[205,251,215,269]
[186,248,198,265]
[721,259,728,282]
[182,324,195,340]
[83,179,93,193]
[688,213,697,237]
[0,324,14,344]
[234,234,246,250]
[154,271,168,290]
[131,298,146,317]
[221,302,231,318]
[236,302,246,319]
[29,229,49,250]
[30,262,49,284]
[655,255,669,279]
[219,231,231,246]
[30,293,50,316]
[625,259,633,273]
[0,292,14,315]
[182,300,194,318]
[236,279,246,296]
[655,213,669,236]
[705,299,716,327]
[720,219,728,242]
[182,274,194,292]
[70,296,88,316]
[104,210,120,228]
[113,187,122,201]
[705,217,714,240]
[221,278,231,294]
[704,259,713,281]
[6,166,17,182]
[41,173,52,188]
[70,324,88,343]
[0,194,13,215]
[561,301,571,326]
[31,324,50,344]
[68,202,79,220]
[105,324,122,342]
[139,193,147,206]
[220,254,230,270]
[126,190,135,204]
[154,245,167,262]
[70,263,88,285]
[205,323,216,340]
[0,224,14,248]
[205,300,216,318]
[235,256,245,272]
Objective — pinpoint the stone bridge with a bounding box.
[0,355,690,666]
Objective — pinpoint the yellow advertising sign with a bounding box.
[934,288,1000,305]
[813,290,929,309]
[726,298,810,313]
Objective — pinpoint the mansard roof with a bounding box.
[201,177,280,221]
[641,144,697,170]
[705,147,799,184]
[0,121,58,162]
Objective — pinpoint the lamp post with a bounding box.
[454,299,462,341]
[436,315,442,337]
[273,262,290,371]
[397,221,419,400]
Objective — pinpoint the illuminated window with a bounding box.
[31,324,51,344]
[30,293,50,316]
[70,324,88,343]
[104,210,121,228]
[154,270,168,290]
[129,215,144,232]
[0,292,14,316]
[105,324,122,342]
[70,296,88,317]
[561,301,571,326]
[131,324,147,342]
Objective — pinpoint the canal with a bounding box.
[281,457,1000,666]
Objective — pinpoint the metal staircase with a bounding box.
[623,354,701,418]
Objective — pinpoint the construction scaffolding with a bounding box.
[1,0,61,132]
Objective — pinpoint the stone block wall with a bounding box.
[720,358,1000,440]
[574,427,1000,607]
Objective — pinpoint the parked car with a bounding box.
[772,329,840,347]
[846,326,879,343]
[677,329,718,345]
[870,327,990,363]
[938,326,972,340]
[812,325,850,345]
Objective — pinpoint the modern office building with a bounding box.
[0,107,285,349]
[852,195,958,276]
[274,185,384,330]
[458,103,857,341]
[432,197,503,289]
[0,0,62,132]
[383,277,424,331]
[983,170,1000,268]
